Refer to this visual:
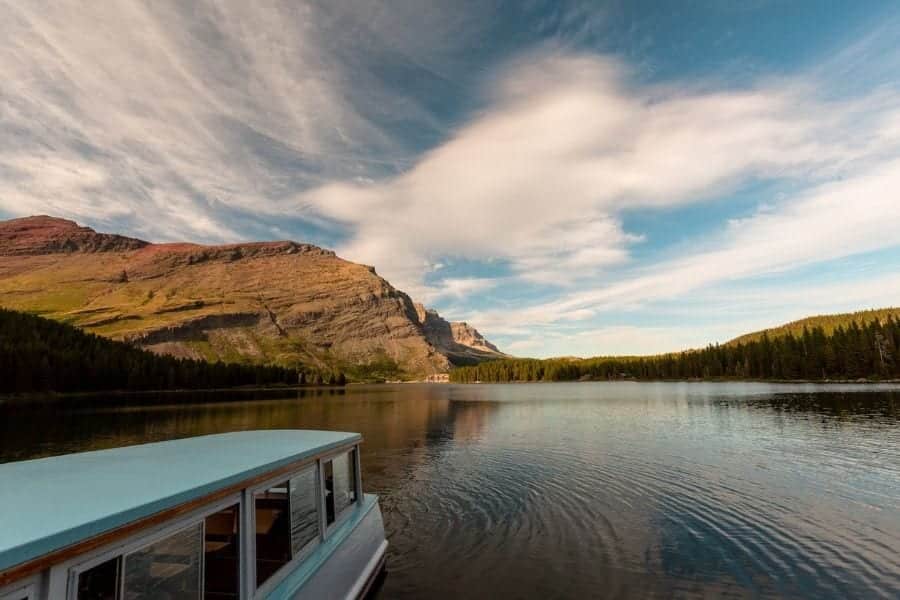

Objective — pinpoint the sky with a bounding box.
[2,1,900,357]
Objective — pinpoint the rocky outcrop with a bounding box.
[0,215,148,255]
[0,216,502,378]
[414,303,505,366]
[449,321,502,354]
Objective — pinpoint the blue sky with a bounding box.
[2,1,900,356]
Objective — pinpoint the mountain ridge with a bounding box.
[727,307,900,346]
[0,215,504,379]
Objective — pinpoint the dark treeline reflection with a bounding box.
[452,317,900,382]
[741,390,899,418]
[2,383,898,599]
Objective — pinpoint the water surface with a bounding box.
[2,382,898,598]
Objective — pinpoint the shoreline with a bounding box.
[444,378,900,385]
[0,383,348,404]
[4,377,899,403]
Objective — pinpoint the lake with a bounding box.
[1,382,898,598]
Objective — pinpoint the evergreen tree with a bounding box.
[0,308,302,394]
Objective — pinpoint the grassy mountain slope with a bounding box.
[728,307,900,346]
[0,216,504,379]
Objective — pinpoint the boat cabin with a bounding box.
[0,431,387,600]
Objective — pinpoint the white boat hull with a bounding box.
[264,494,388,600]
[295,501,387,600]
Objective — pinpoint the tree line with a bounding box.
[450,317,900,383]
[0,308,346,394]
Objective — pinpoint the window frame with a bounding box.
[65,551,122,600]
[247,442,361,599]
[320,446,362,535]
[201,502,243,600]
[287,464,323,558]
[119,518,205,600]
[0,580,37,600]
[61,493,241,600]
[246,461,323,599]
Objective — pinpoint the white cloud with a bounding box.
[501,323,740,358]
[0,1,448,241]
[422,277,499,303]
[658,272,900,331]
[491,158,900,327]
[300,52,900,302]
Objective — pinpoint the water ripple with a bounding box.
[2,382,898,598]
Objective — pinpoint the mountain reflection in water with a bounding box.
[1,382,898,599]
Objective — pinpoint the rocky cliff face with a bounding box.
[415,303,506,365]
[0,216,503,378]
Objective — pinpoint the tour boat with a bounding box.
[0,430,387,600]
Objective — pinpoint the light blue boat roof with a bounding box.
[0,430,360,574]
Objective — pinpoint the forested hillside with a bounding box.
[728,308,900,345]
[0,309,345,394]
[450,317,900,383]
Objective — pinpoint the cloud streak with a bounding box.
[301,52,900,305]
[475,156,900,332]
[0,0,452,240]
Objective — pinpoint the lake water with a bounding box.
[1,382,899,598]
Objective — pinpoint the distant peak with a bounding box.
[4,214,80,229]
[415,304,505,361]
[0,215,148,255]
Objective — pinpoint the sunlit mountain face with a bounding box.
[2,1,900,357]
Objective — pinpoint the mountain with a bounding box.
[414,303,506,365]
[0,216,504,379]
[727,307,900,346]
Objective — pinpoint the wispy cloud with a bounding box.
[475,156,900,333]
[301,51,900,303]
[491,271,900,358]
[422,277,500,304]
[0,0,454,240]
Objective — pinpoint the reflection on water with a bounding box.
[1,382,899,599]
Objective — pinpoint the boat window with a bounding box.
[2,584,35,600]
[324,449,357,526]
[254,481,292,587]
[289,465,320,554]
[123,523,203,600]
[204,504,240,599]
[76,556,120,600]
[323,460,335,524]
